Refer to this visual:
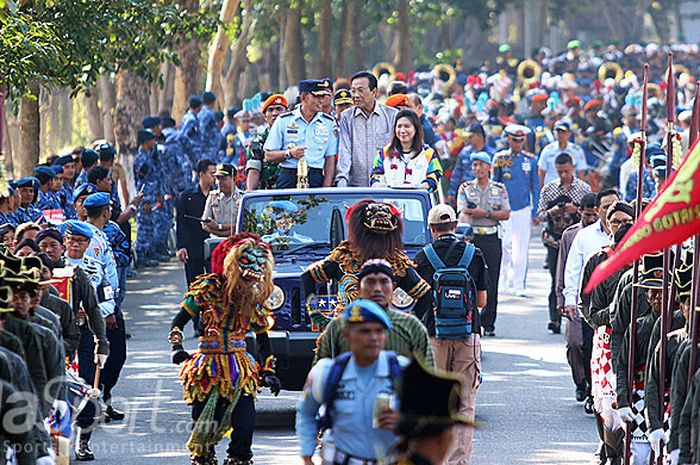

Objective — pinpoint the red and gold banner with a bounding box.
[584,139,700,293]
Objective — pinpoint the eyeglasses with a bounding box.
[610,219,633,227]
[66,236,90,244]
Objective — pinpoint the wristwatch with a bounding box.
[128,204,137,213]
[218,224,223,231]
[284,149,291,160]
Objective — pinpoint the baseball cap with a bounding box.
[428,204,457,225]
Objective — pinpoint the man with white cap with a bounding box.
[492,124,540,296]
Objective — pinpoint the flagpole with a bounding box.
[624,64,648,465]
[687,82,700,390]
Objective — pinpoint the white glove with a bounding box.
[617,406,635,423]
[667,449,679,465]
[94,353,108,369]
[52,399,69,418]
[36,455,55,465]
[648,428,668,456]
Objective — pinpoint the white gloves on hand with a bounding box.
[667,449,679,465]
[617,406,635,423]
[52,399,69,418]
[94,353,108,369]
[648,428,668,456]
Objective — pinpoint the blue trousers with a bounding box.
[275,167,324,188]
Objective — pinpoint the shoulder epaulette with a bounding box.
[491,181,506,189]
[278,111,294,118]
[493,150,509,158]
[523,151,535,158]
[319,112,335,122]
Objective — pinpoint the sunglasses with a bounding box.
[509,136,526,142]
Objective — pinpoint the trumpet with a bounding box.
[291,144,309,189]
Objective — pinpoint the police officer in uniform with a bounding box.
[202,163,242,237]
[264,79,338,188]
[457,151,510,336]
[246,94,288,190]
[296,299,402,465]
[492,124,540,296]
[14,177,42,224]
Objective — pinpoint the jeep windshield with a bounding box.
[240,193,430,252]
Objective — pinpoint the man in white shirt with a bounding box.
[538,121,587,187]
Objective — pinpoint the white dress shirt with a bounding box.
[563,219,611,307]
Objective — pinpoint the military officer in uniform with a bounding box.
[264,79,338,188]
[492,124,540,297]
[14,177,43,224]
[202,163,242,237]
[457,151,510,336]
[246,94,288,190]
[333,89,353,119]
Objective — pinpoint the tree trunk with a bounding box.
[350,0,363,70]
[277,15,288,90]
[394,0,411,75]
[85,87,104,143]
[159,62,176,115]
[206,0,240,104]
[317,0,333,78]
[223,0,253,108]
[336,1,350,77]
[674,0,684,40]
[114,72,149,197]
[283,3,306,87]
[99,75,116,144]
[39,89,51,156]
[5,107,18,177]
[57,90,73,148]
[17,83,40,177]
[264,39,280,92]
[172,0,203,122]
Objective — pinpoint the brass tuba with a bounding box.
[432,63,457,93]
[647,83,662,99]
[597,62,623,84]
[372,62,396,82]
[515,59,541,93]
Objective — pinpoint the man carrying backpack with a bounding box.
[414,204,488,465]
[296,299,404,465]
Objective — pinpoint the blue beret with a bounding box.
[471,151,491,165]
[189,95,203,108]
[142,116,161,129]
[53,155,74,166]
[15,176,38,189]
[83,192,111,208]
[268,200,298,213]
[81,149,99,165]
[650,153,667,168]
[62,220,93,239]
[504,124,532,137]
[51,165,64,175]
[34,166,56,184]
[160,116,176,128]
[215,110,224,121]
[97,143,116,158]
[73,183,98,200]
[226,107,237,118]
[202,91,216,105]
[137,129,156,146]
[9,181,17,190]
[344,299,392,330]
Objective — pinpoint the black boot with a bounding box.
[575,383,588,402]
[190,451,217,465]
[222,457,254,465]
[75,431,95,461]
[104,404,125,422]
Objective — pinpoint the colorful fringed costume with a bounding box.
[169,234,280,465]
[301,200,431,330]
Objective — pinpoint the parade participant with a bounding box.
[264,79,338,188]
[492,124,540,296]
[297,299,402,465]
[169,233,281,465]
[14,176,42,224]
[448,122,494,202]
[0,184,17,226]
[221,107,237,139]
[538,121,587,186]
[643,260,692,461]
[74,149,99,188]
[414,204,487,465]
[318,78,334,114]
[181,95,203,162]
[389,360,473,465]
[246,94,287,190]
[34,166,61,216]
[301,199,431,331]
[457,152,510,336]
[133,129,162,267]
[83,192,127,422]
[537,153,592,333]
[202,163,241,237]
[37,258,79,358]
[336,71,398,187]
[408,93,438,150]
[313,258,433,365]
[53,154,78,218]
[615,270,664,465]
[332,89,353,118]
[369,109,443,192]
[97,142,130,207]
[0,223,14,247]
[624,147,664,203]
[199,91,223,164]
[385,93,412,110]
[176,159,217,287]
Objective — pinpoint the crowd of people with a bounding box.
[2,37,700,465]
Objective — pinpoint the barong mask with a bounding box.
[361,202,400,234]
[239,246,267,282]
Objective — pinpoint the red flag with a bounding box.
[584,138,700,293]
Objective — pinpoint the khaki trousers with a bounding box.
[431,336,481,465]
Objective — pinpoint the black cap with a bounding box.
[202,91,216,105]
[188,95,203,109]
[226,107,237,118]
[137,129,156,146]
[215,110,224,121]
[160,116,176,128]
[213,163,236,177]
[467,122,485,136]
[81,149,99,166]
[299,79,332,96]
[54,154,74,166]
[97,142,116,159]
[141,116,161,129]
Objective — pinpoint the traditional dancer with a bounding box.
[169,233,281,465]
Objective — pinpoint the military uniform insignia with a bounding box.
[348,306,364,323]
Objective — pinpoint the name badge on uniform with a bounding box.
[491,186,501,196]
[522,160,531,172]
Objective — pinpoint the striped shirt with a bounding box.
[536,177,592,221]
[313,307,434,367]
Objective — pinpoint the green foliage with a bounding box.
[0,0,217,98]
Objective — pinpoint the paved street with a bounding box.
[91,237,598,465]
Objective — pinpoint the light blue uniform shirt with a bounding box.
[264,107,338,170]
[492,149,541,215]
[537,141,587,185]
[84,223,120,316]
[296,351,398,460]
[65,254,116,318]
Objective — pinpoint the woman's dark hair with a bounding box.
[389,109,424,155]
